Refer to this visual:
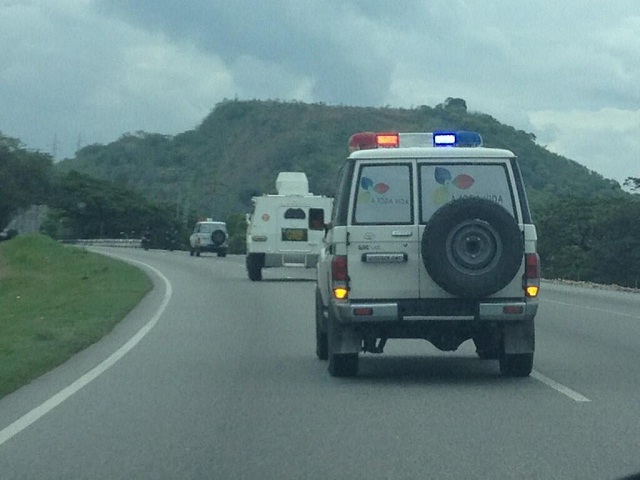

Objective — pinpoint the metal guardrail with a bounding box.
[62,239,141,248]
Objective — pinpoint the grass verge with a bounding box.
[0,234,152,399]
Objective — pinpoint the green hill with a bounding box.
[12,98,639,287]
[57,98,625,220]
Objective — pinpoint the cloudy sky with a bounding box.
[1,1,639,185]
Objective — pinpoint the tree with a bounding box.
[590,198,640,286]
[225,212,248,254]
[43,170,185,245]
[0,133,53,229]
[536,198,596,281]
[536,196,640,287]
[436,97,468,113]
[624,177,640,191]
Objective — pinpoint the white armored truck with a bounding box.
[245,172,333,281]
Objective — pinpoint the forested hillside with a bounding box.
[6,99,639,287]
[58,98,624,220]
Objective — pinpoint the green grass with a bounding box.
[0,234,152,398]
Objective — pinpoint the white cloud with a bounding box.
[0,1,234,157]
[89,38,235,134]
[529,108,640,184]
[229,55,315,102]
[1,0,640,182]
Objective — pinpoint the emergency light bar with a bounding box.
[348,130,482,151]
[433,131,483,147]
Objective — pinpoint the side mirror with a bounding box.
[323,222,332,239]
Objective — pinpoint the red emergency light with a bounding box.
[348,132,399,152]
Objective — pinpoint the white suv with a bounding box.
[316,131,540,377]
[189,220,228,257]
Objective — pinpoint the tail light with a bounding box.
[331,255,349,299]
[524,253,540,298]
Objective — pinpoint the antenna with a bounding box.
[52,134,59,158]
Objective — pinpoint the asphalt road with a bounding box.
[1,248,639,479]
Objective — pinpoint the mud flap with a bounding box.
[503,321,535,354]
[328,313,361,354]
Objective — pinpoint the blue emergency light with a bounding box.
[433,131,483,147]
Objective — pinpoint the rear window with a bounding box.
[284,208,306,219]
[199,223,226,233]
[308,208,325,230]
[419,163,516,222]
[353,163,412,225]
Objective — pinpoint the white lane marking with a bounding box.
[531,370,591,402]
[0,258,172,447]
[544,299,640,319]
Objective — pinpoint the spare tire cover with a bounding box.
[211,230,227,245]
[421,197,523,298]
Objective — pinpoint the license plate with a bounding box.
[362,252,407,263]
[281,228,308,242]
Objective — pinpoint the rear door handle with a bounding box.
[391,230,413,237]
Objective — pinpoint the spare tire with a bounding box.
[211,230,227,245]
[421,197,523,298]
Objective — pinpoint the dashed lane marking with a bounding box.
[531,370,591,402]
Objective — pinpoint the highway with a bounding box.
[0,248,639,479]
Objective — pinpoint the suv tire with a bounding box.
[473,333,500,360]
[315,290,328,360]
[499,350,534,377]
[246,253,263,281]
[328,353,358,377]
[421,197,523,298]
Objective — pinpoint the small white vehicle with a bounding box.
[189,219,228,257]
[245,172,333,281]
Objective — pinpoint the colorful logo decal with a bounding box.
[433,167,474,204]
[358,176,390,203]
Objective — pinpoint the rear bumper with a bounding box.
[194,244,227,252]
[332,298,538,323]
[263,252,319,268]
